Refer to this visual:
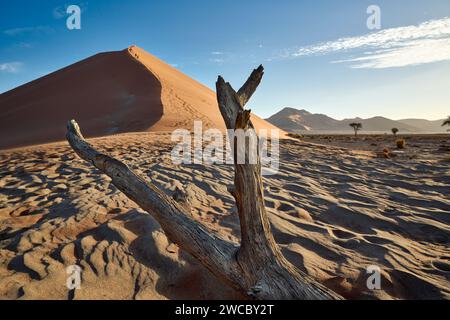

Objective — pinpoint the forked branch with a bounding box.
[215,66,341,300]
[66,66,342,300]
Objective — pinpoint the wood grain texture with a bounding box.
[66,66,342,300]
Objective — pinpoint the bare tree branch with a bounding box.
[66,65,342,300]
[215,68,341,300]
[66,120,243,291]
[237,64,264,107]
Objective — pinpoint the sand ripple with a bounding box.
[0,133,449,299]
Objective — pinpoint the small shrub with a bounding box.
[376,148,391,158]
[396,139,406,149]
[287,133,303,140]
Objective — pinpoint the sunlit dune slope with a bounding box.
[0,46,283,149]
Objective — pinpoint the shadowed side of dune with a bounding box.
[129,45,284,135]
[0,50,163,149]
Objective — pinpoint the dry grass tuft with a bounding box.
[376,148,391,159]
[287,133,304,140]
[396,139,406,149]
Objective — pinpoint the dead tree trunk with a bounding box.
[66,66,342,300]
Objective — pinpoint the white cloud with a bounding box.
[16,42,33,49]
[3,26,53,36]
[210,58,225,63]
[209,51,228,63]
[284,17,450,69]
[0,62,23,73]
[53,3,88,19]
[334,38,450,69]
[52,6,67,19]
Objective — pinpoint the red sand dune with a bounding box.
[0,45,282,150]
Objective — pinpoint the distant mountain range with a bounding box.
[266,107,447,133]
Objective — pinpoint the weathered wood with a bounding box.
[66,66,342,300]
[216,67,341,300]
[66,120,244,291]
[237,65,264,107]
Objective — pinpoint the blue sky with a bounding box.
[1,0,450,120]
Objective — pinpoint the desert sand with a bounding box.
[0,44,448,300]
[0,46,281,150]
[0,133,449,300]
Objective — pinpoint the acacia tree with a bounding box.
[391,128,399,136]
[66,66,342,300]
[443,116,450,131]
[349,122,362,137]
